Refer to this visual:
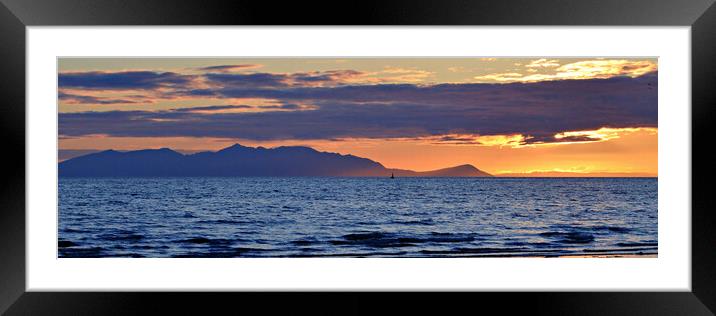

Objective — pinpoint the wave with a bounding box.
[58,240,77,248]
[590,225,631,233]
[616,242,658,247]
[421,247,529,255]
[539,231,595,244]
[390,218,435,226]
[195,219,252,225]
[329,231,479,248]
[97,232,145,242]
[58,246,107,258]
[291,239,320,246]
[171,247,269,258]
[178,237,234,245]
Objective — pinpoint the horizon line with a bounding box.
[58,144,657,178]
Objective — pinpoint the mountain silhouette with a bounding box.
[58,144,493,177]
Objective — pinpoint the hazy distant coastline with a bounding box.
[58,143,492,177]
[58,146,656,178]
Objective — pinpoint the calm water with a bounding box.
[58,177,657,258]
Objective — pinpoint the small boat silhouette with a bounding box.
[390,173,395,179]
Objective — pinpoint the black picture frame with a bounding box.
[1,0,714,314]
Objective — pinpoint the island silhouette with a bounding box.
[58,143,493,177]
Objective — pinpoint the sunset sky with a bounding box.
[58,58,658,176]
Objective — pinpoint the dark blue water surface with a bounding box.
[58,177,657,258]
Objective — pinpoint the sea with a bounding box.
[58,177,658,258]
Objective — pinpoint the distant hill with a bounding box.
[58,144,493,177]
[389,164,491,177]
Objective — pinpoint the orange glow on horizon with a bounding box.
[553,127,657,142]
[59,127,658,177]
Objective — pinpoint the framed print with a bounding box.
[1,0,715,314]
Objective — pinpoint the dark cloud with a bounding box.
[437,135,478,142]
[289,70,364,83]
[536,135,600,143]
[261,103,303,110]
[57,69,369,104]
[59,71,194,90]
[206,73,288,88]
[178,89,218,97]
[204,70,366,88]
[212,72,657,109]
[172,105,254,112]
[197,64,261,72]
[58,92,141,105]
[58,71,657,144]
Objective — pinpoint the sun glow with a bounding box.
[473,59,657,83]
[553,127,658,142]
